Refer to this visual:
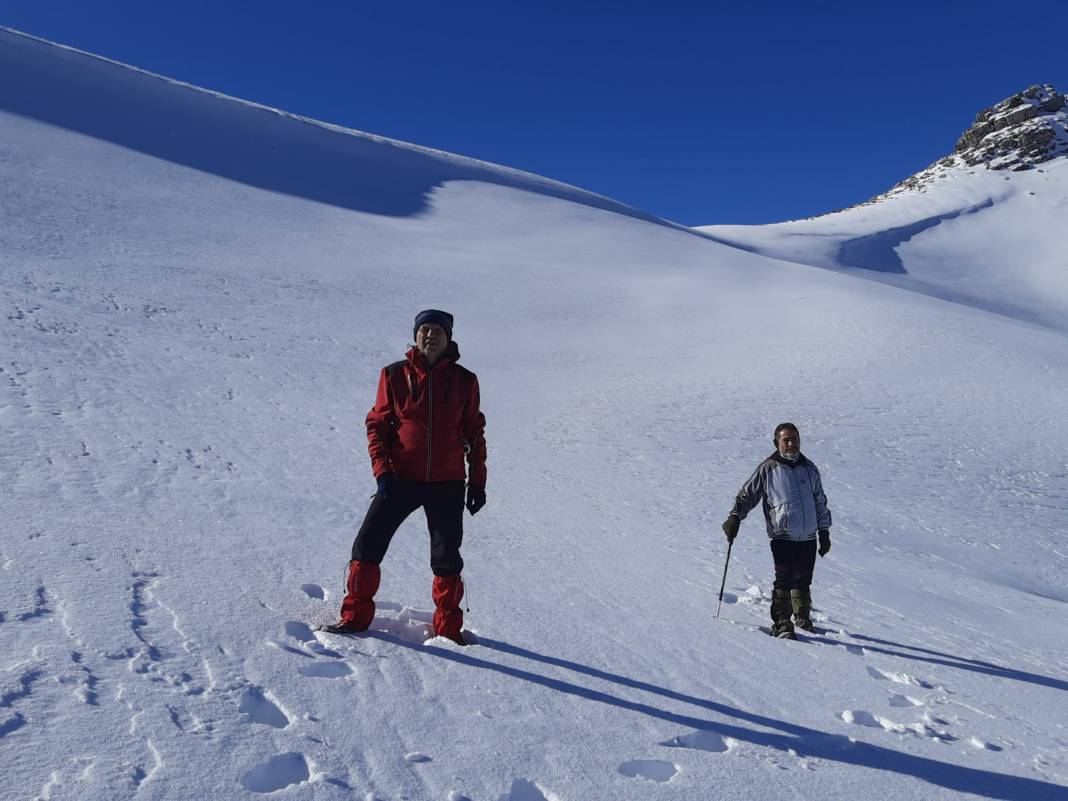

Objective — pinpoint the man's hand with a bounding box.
[818,529,831,557]
[466,484,486,516]
[376,473,396,499]
[722,515,740,544]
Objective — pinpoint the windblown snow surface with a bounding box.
[698,161,1068,333]
[2,27,1066,801]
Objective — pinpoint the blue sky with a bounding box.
[4,1,1065,225]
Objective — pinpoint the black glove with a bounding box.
[375,473,396,499]
[466,484,486,516]
[722,515,740,544]
[818,529,831,557]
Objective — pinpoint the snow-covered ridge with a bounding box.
[873,84,1067,202]
[698,86,1068,333]
[0,25,674,227]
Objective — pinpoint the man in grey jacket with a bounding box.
[722,423,832,639]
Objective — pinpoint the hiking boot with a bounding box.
[770,620,798,639]
[320,621,368,635]
[791,588,815,632]
[770,589,796,638]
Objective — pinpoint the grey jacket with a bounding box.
[730,452,831,541]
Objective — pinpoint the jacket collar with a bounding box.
[769,450,808,468]
[405,341,460,372]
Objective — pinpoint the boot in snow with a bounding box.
[790,588,815,632]
[432,574,466,644]
[770,589,796,639]
[330,560,380,633]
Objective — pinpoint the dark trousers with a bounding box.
[351,480,465,576]
[770,539,817,592]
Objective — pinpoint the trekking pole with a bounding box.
[716,539,733,619]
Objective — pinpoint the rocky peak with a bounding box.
[952,84,1067,170]
[859,85,1068,205]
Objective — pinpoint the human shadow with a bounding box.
[354,632,1063,800]
[822,632,1068,693]
[0,28,671,227]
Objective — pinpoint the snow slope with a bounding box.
[698,95,1068,333]
[2,27,1067,801]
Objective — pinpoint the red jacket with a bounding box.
[366,342,487,485]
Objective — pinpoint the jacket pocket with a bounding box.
[769,502,789,532]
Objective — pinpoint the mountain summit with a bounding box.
[954,84,1067,170]
[699,86,1068,331]
[880,84,1067,199]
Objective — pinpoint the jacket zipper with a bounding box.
[426,369,433,481]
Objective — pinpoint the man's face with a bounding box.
[416,323,448,363]
[776,428,800,457]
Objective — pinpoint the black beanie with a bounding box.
[413,309,454,341]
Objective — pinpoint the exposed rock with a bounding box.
[861,84,1068,206]
[1042,93,1066,112]
[993,104,1038,130]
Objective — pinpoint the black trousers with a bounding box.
[351,480,465,576]
[770,539,817,592]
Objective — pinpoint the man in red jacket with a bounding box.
[325,310,487,644]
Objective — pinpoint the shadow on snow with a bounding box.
[355,631,1062,801]
[825,632,1068,693]
[0,28,670,227]
[835,199,994,274]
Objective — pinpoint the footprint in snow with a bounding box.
[497,778,561,801]
[659,730,731,752]
[841,709,882,728]
[841,709,957,742]
[865,666,937,689]
[405,752,432,763]
[738,585,766,606]
[888,693,923,708]
[267,639,315,658]
[239,686,290,729]
[367,607,439,645]
[300,584,325,600]
[297,661,352,678]
[17,584,53,622]
[395,606,434,624]
[240,752,310,793]
[284,621,341,657]
[285,621,316,642]
[617,759,678,783]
